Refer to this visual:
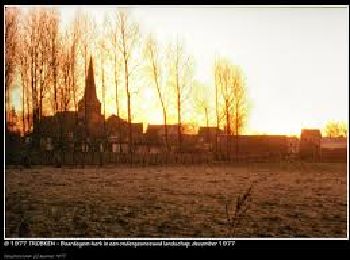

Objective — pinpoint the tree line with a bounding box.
[5,7,248,158]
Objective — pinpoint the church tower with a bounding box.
[78,56,102,134]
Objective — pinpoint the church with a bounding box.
[77,56,104,139]
[38,56,143,149]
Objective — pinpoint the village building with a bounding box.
[320,137,347,162]
[77,57,105,139]
[286,136,300,158]
[299,129,322,161]
[198,126,223,140]
[4,58,347,163]
[216,134,288,160]
[36,56,143,153]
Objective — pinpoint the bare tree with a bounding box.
[15,8,37,146]
[193,80,211,144]
[74,9,97,140]
[60,40,73,158]
[15,7,63,153]
[66,11,82,130]
[53,10,86,166]
[18,9,31,136]
[106,10,123,152]
[37,8,52,123]
[214,58,219,157]
[5,7,19,128]
[215,58,248,160]
[167,39,193,152]
[27,8,44,147]
[47,8,60,115]
[144,34,169,152]
[96,14,110,165]
[44,8,65,165]
[116,9,140,162]
[27,8,39,146]
[215,58,234,160]
[231,66,248,160]
[73,9,96,81]
[20,56,28,136]
[23,8,59,147]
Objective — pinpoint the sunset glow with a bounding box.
[9,6,349,135]
[4,6,348,242]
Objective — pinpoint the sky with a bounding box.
[11,6,349,135]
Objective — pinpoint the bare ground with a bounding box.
[5,162,347,238]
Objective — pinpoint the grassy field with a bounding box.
[5,162,347,238]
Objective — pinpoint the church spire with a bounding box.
[85,56,98,101]
[77,56,102,126]
[88,56,94,82]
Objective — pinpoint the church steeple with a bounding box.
[77,56,102,135]
[85,56,98,101]
[87,56,94,82]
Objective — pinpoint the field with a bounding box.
[5,162,347,238]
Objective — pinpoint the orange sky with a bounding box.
[9,6,349,135]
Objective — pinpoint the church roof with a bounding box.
[84,56,99,102]
[88,56,94,81]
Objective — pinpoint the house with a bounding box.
[300,129,321,161]
[198,126,222,139]
[216,134,288,160]
[287,136,300,156]
[146,124,187,145]
[320,137,347,162]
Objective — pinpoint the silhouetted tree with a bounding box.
[18,9,31,136]
[215,58,248,160]
[106,9,124,153]
[75,9,97,140]
[5,7,19,127]
[167,39,193,152]
[193,80,211,145]
[231,66,248,160]
[215,58,233,159]
[97,14,110,165]
[116,9,140,163]
[144,34,169,152]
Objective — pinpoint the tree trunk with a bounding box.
[164,109,168,151]
[72,43,77,167]
[84,46,88,140]
[5,77,9,127]
[235,106,239,162]
[125,58,132,165]
[163,109,168,164]
[215,75,219,160]
[26,73,30,134]
[177,92,181,152]
[205,107,209,144]
[31,42,34,146]
[22,75,26,136]
[226,99,230,161]
[32,43,38,149]
[101,58,105,167]
[115,40,122,157]
[115,78,122,155]
[127,92,132,165]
